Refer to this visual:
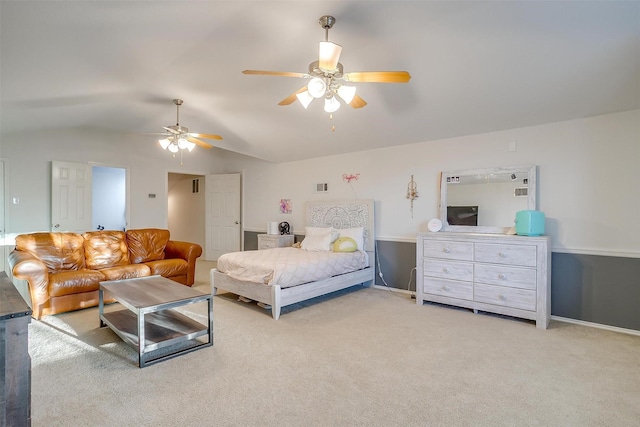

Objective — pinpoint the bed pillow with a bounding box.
[333,237,358,252]
[301,231,332,251]
[305,226,339,243]
[338,227,364,251]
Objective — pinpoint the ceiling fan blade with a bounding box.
[349,94,367,109]
[242,70,307,78]
[278,86,308,106]
[319,41,342,71]
[186,137,213,149]
[190,133,223,140]
[343,71,412,83]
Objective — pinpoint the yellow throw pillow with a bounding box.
[333,237,358,252]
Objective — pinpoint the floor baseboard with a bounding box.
[551,315,640,337]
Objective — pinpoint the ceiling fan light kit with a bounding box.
[296,90,314,109]
[318,41,342,71]
[242,15,411,120]
[307,77,327,98]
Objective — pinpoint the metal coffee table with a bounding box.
[99,275,213,367]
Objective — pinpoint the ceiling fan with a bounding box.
[155,99,222,153]
[242,15,411,113]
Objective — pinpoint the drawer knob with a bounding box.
[498,273,506,280]
[498,294,506,300]
[443,247,450,253]
[442,267,449,273]
[442,285,450,291]
[499,251,507,258]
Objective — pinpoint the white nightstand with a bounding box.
[257,234,295,250]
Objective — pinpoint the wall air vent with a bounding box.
[514,187,528,197]
[192,179,200,194]
[315,183,329,193]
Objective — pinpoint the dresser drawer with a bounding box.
[423,278,473,301]
[474,243,537,267]
[474,283,536,311]
[423,240,473,261]
[423,259,473,282]
[474,264,537,290]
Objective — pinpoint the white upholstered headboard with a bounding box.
[305,199,375,253]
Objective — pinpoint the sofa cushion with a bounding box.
[83,230,130,270]
[48,269,105,297]
[100,264,151,281]
[126,229,170,264]
[145,258,188,278]
[15,232,86,273]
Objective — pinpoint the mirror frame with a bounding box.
[439,165,537,234]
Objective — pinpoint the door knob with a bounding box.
[235,221,239,224]
[54,224,60,228]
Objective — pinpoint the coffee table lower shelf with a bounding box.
[101,308,212,367]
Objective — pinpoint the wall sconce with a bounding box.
[406,175,419,218]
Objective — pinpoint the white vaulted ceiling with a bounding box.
[1,1,638,162]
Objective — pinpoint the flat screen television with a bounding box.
[447,206,478,226]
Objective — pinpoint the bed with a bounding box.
[211,199,375,319]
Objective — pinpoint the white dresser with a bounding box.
[416,232,551,329]
[257,234,295,250]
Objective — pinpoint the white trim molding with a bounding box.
[551,316,640,337]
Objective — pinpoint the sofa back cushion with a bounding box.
[15,232,86,273]
[126,228,170,264]
[83,230,130,270]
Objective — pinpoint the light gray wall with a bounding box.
[0,128,224,238]
[220,109,640,258]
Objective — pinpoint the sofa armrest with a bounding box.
[164,240,203,286]
[8,249,50,319]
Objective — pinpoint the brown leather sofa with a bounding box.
[8,228,202,319]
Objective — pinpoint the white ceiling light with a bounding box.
[177,137,189,150]
[324,96,341,113]
[337,85,356,104]
[307,77,327,98]
[296,90,314,109]
[319,41,342,71]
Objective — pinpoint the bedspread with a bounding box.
[216,247,369,288]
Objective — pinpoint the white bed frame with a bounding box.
[211,199,375,319]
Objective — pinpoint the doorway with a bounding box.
[168,173,206,250]
[51,161,128,232]
[92,166,126,231]
[168,172,242,260]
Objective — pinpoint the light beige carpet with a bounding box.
[28,261,640,426]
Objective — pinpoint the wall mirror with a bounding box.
[439,165,537,234]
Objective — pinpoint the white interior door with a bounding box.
[51,161,92,232]
[205,173,241,260]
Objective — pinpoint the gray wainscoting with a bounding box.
[551,252,640,331]
[243,231,639,331]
